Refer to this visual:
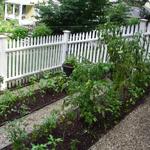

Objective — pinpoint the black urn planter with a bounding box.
[62,64,74,77]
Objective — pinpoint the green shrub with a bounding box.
[70,63,112,85]
[66,76,121,125]
[100,23,150,107]
[0,20,19,33]
[10,26,29,39]
[32,24,52,37]
[127,18,140,25]
[0,1,4,19]
[106,2,129,26]
[65,62,119,125]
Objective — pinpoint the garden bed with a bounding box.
[4,88,149,150]
[0,72,69,127]
[5,117,108,150]
[0,90,66,127]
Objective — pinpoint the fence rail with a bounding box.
[0,19,150,90]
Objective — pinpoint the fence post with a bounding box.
[139,19,148,33]
[0,35,8,91]
[62,30,71,64]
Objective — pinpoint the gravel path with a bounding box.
[0,98,65,149]
[89,94,150,150]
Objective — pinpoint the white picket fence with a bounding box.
[68,20,150,63]
[0,19,150,90]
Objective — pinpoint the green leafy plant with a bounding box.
[32,112,57,141]
[64,56,78,68]
[0,90,18,117]
[70,63,112,85]
[6,121,28,150]
[47,135,63,150]
[39,73,69,93]
[0,20,19,33]
[29,75,38,85]
[10,26,29,40]
[127,18,140,25]
[31,144,47,150]
[66,69,121,125]
[106,2,129,26]
[25,86,36,103]
[25,75,38,101]
[19,104,30,116]
[0,1,4,19]
[43,71,53,79]
[70,139,80,150]
[39,78,48,94]
[32,24,52,37]
[43,112,57,130]
[0,72,68,125]
[99,22,150,107]
[64,60,119,125]
[53,74,69,92]
[31,133,62,150]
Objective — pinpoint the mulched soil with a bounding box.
[0,90,66,127]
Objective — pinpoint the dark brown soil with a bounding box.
[0,90,66,127]
[54,117,112,150]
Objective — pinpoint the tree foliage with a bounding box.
[38,0,108,33]
[106,2,129,26]
[0,0,4,19]
[104,1,139,26]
